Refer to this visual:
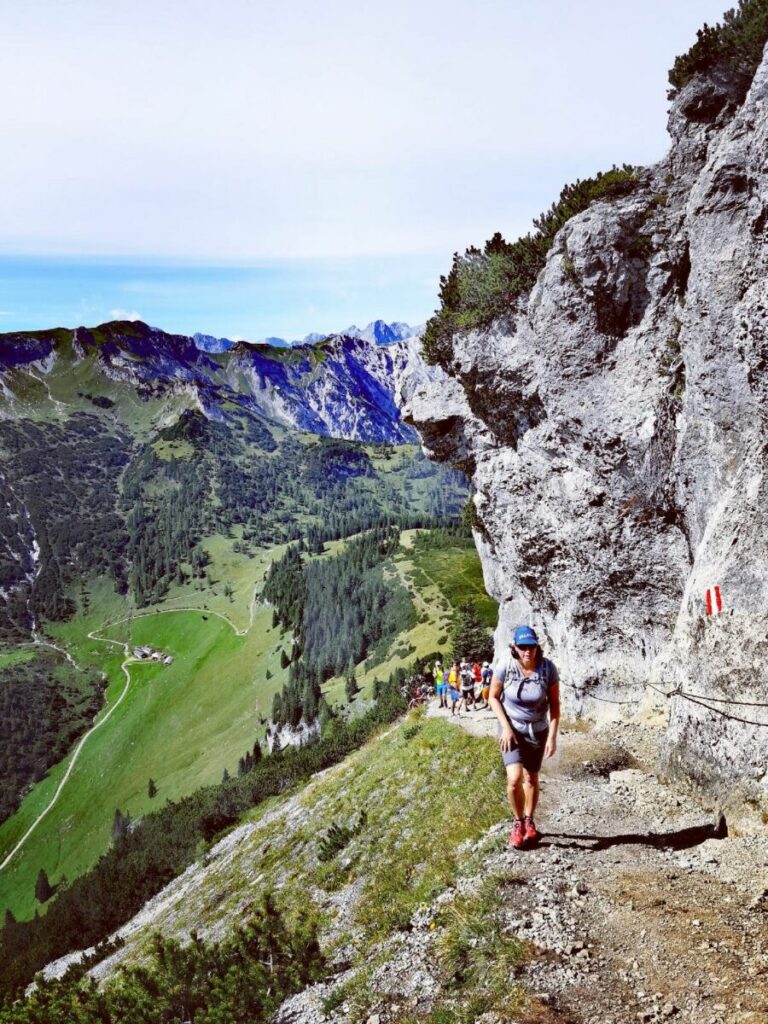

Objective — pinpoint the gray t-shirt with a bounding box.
[494,656,559,730]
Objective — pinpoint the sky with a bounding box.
[0,0,730,340]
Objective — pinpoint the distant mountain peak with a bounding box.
[193,333,236,353]
[191,321,420,353]
[341,321,419,346]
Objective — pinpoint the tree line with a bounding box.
[264,527,416,729]
[0,653,104,825]
[0,895,323,1024]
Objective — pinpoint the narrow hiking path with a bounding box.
[0,600,256,873]
[0,644,134,872]
[426,703,768,1024]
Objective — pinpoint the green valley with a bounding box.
[0,325,493,927]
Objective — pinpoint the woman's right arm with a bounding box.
[488,677,515,750]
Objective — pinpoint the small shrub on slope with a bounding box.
[422,166,640,368]
[317,809,368,862]
[0,896,323,1024]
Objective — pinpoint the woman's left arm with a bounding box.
[545,681,560,758]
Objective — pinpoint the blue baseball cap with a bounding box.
[513,625,539,646]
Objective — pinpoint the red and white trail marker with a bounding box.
[705,585,723,616]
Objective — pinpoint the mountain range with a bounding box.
[191,319,421,353]
[0,319,421,443]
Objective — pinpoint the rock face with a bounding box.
[403,47,768,801]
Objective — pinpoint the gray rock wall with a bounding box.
[402,47,768,802]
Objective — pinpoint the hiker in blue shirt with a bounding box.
[488,625,560,850]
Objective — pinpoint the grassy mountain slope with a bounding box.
[15,714,536,1024]
[0,324,484,926]
[0,521,493,921]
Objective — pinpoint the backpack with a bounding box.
[502,658,553,732]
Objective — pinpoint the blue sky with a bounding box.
[0,0,730,340]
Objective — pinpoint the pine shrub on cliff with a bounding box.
[422,165,639,369]
[667,0,768,98]
[0,896,324,1024]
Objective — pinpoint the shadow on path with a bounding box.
[542,814,727,853]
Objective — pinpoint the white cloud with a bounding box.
[110,308,142,322]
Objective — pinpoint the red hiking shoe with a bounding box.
[523,816,539,845]
[508,819,526,850]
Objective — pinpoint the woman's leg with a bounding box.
[522,769,540,817]
[505,763,525,820]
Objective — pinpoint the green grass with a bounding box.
[0,648,37,670]
[151,438,194,461]
[89,714,511,976]
[0,560,292,920]
[0,531,497,921]
[328,531,497,702]
[142,531,289,634]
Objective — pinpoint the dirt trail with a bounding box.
[427,703,768,1024]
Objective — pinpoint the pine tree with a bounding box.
[148,778,158,799]
[302,678,319,722]
[35,868,53,904]
[271,691,282,726]
[222,767,230,783]
[318,697,333,732]
[345,673,359,703]
[112,808,131,843]
[450,601,494,663]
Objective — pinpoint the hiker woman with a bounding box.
[488,625,560,850]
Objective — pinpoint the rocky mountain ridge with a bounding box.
[402,44,768,801]
[0,320,418,443]
[191,320,420,352]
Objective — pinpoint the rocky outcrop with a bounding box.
[403,47,768,801]
[265,719,321,753]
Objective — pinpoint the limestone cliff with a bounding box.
[403,46,768,801]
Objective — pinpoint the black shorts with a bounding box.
[499,724,547,773]
[461,687,474,700]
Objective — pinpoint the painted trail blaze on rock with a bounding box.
[705,585,723,616]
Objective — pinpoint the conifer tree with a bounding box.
[450,601,494,663]
[35,868,53,904]
[111,808,131,843]
[345,673,359,703]
[148,778,158,799]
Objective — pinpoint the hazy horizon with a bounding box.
[0,0,732,338]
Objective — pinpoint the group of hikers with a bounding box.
[430,625,560,851]
[431,657,493,713]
